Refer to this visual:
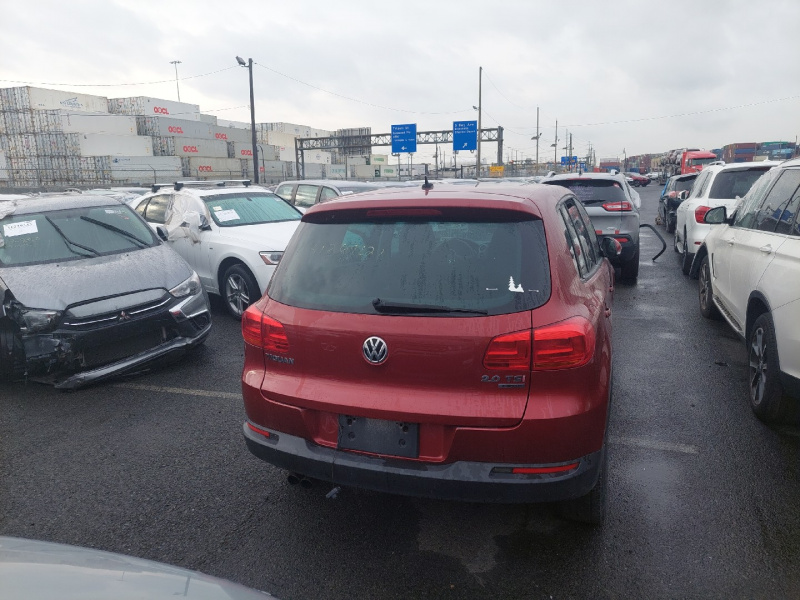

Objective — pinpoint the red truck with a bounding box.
[658,148,718,183]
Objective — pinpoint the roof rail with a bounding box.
[151,180,252,193]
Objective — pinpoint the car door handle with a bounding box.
[760,245,773,254]
[727,239,735,246]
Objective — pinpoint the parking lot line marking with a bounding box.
[610,436,699,455]
[113,382,240,399]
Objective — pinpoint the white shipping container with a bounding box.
[186,157,246,178]
[303,164,325,178]
[152,137,228,158]
[212,125,252,144]
[61,112,137,136]
[136,116,213,139]
[264,131,300,149]
[370,154,389,165]
[232,142,280,161]
[0,149,8,180]
[198,114,218,125]
[109,155,183,183]
[380,166,398,178]
[78,134,153,157]
[244,159,286,179]
[216,119,251,129]
[0,87,109,113]
[108,97,201,121]
[355,164,379,179]
[328,164,347,178]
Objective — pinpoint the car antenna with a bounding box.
[421,176,433,191]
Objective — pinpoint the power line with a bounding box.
[0,66,239,88]
[254,61,472,116]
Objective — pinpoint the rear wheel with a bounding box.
[222,264,261,319]
[749,313,790,423]
[0,323,25,382]
[698,256,720,319]
[666,212,675,234]
[620,249,639,281]
[558,447,607,525]
[681,233,693,275]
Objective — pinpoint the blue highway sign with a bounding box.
[453,120,477,151]
[391,124,417,153]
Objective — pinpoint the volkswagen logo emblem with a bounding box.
[363,336,388,365]
[119,311,131,321]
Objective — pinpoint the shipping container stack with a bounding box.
[0,86,161,187]
[722,142,757,164]
[755,141,796,162]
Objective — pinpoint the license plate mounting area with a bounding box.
[337,415,419,458]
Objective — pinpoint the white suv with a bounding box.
[696,158,800,422]
[675,161,780,275]
[130,181,302,318]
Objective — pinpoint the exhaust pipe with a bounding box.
[287,473,314,489]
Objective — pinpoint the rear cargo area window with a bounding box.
[543,180,627,205]
[269,218,551,316]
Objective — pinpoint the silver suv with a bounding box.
[542,172,641,280]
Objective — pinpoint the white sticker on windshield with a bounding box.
[213,206,223,211]
[105,209,122,214]
[3,220,38,237]
[215,209,240,222]
[508,276,524,293]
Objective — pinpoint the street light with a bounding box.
[169,60,182,102]
[236,56,259,184]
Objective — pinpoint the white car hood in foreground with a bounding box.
[0,536,274,599]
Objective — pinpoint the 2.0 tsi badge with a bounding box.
[362,336,388,365]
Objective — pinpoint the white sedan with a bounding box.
[129,182,302,318]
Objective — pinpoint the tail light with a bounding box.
[242,305,289,353]
[483,317,596,371]
[602,201,633,212]
[532,317,595,370]
[695,206,711,223]
[483,330,531,370]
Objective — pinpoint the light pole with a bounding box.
[476,66,482,179]
[257,144,266,181]
[170,60,182,102]
[236,56,259,184]
[531,106,541,173]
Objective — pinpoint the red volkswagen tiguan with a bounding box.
[241,182,617,524]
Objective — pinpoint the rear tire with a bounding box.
[666,213,675,234]
[698,256,720,320]
[559,447,607,526]
[681,234,693,275]
[749,313,790,423]
[620,249,639,281]
[0,323,25,382]
[222,264,261,320]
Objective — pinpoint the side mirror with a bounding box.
[199,215,212,231]
[678,190,690,201]
[600,236,622,257]
[703,206,727,225]
[155,225,169,241]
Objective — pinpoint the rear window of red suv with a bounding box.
[542,179,627,205]
[268,210,551,316]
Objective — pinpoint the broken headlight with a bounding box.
[169,272,202,298]
[21,308,62,333]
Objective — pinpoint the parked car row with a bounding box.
[656,158,800,424]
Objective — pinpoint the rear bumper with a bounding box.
[243,422,603,503]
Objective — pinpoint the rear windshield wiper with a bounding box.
[45,216,100,257]
[80,216,149,248]
[372,298,488,315]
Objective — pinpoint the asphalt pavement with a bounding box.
[2,182,800,599]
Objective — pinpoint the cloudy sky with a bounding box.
[2,0,799,166]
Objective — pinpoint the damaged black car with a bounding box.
[0,194,211,389]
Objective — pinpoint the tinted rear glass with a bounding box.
[543,179,627,205]
[269,214,550,316]
[675,177,696,192]
[709,168,771,199]
[203,192,301,226]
